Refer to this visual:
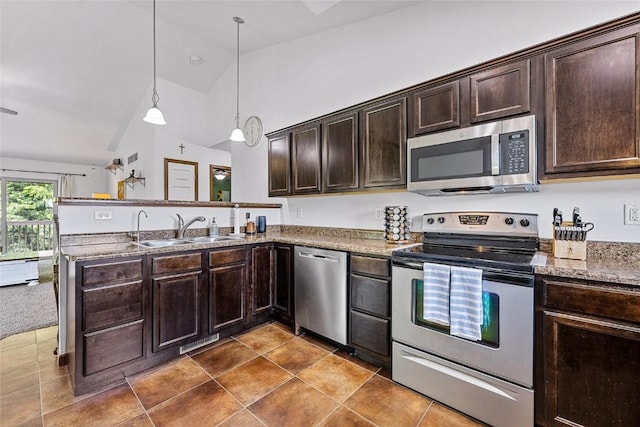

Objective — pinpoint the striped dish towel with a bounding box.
[423,263,451,326]
[450,266,483,341]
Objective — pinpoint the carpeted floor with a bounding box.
[0,260,58,339]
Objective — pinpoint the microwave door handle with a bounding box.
[491,135,500,175]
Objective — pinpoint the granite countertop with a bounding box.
[60,230,639,287]
[60,231,420,261]
[535,255,640,287]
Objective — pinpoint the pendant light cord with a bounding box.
[234,17,243,128]
[152,0,159,106]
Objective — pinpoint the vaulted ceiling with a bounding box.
[0,0,421,165]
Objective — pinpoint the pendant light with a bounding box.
[143,0,166,125]
[229,17,245,142]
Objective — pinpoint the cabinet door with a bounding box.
[541,311,640,426]
[273,244,293,322]
[411,81,460,135]
[292,123,322,194]
[322,111,359,192]
[251,244,273,316]
[360,96,407,188]
[152,272,200,352]
[268,133,291,196]
[209,263,246,333]
[544,26,640,176]
[469,59,531,123]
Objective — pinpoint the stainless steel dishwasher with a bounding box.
[294,246,348,345]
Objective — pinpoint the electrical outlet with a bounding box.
[624,204,640,225]
[296,208,303,219]
[94,210,112,220]
[375,208,382,220]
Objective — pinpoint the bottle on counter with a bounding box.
[209,217,219,238]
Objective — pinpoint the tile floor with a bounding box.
[0,322,485,426]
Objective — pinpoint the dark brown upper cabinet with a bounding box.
[322,111,359,192]
[410,59,531,137]
[291,123,322,194]
[267,133,291,197]
[469,59,531,123]
[360,96,407,189]
[544,25,640,178]
[411,81,460,135]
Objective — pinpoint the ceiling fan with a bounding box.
[0,107,18,115]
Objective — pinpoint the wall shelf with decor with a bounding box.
[105,160,124,175]
[124,170,145,189]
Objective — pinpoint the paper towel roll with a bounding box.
[233,204,241,235]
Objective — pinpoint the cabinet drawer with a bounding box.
[82,259,143,286]
[83,320,144,376]
[351,275,389,317]
[351,311,390,356]
[82,281,143,331]
[543,279,640,324]
[351,255,390,277]
[209,247,246,266]
[152,253,202,275]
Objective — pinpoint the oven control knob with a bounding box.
[426,217,434,225]
[520,218,530,227]
[437,217,445,224]
[504,217,514,225]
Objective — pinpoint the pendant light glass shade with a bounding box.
[229,17,244,141]
[143,0,166,125]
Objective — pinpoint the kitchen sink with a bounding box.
[187,236,244,243]
[135,239,191,248]
[133,236,243,248]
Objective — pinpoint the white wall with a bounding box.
[0,157,108,197]
[112,78,230,200]
[56,204,281,236]
[208,1,640,242]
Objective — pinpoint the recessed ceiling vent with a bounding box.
[190,55,203,65]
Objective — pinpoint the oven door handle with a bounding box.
[393,259,425,270]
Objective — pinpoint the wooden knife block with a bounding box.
[553,222,587,260]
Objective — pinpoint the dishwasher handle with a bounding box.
[298,251,340,263]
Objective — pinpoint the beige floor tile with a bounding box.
[265,337,329,374]
[344,375,431,427]
[0,360,39,396]
[299,353,374,402]
[0,383,41,426]
[129,357,210,410]
[0,343,37,372]
[115,413,155,427]
[36,326,58,343]
[248,378,338,427]
[418,402,486,427]
[0,330,36,351]
[191,339,258,377]
[40,374,85,414]
[235,324,295,354]
[216,409,264,427]
[148,380,242,426]
[319,406,376,427]
[216,356,292,405]
[43,383,143,427]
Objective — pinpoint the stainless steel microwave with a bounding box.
[407,115,537,196]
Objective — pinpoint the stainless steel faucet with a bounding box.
[176,214,206,238]
[137,210,148,242]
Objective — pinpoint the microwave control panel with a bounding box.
[500,130,529,175]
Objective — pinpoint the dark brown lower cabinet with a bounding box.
[150,252,203,353]
[349,254,391,369]
[208,247,247,333]
[72,256,146,395]
[252,244,273,316]
[273,244,294,325]
[536,276,640,426]
[151,272,201,352]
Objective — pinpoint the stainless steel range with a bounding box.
[391,211,541,427]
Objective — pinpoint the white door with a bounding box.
[165,159,198,201]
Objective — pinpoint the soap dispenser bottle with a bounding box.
[209,217,219,238]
